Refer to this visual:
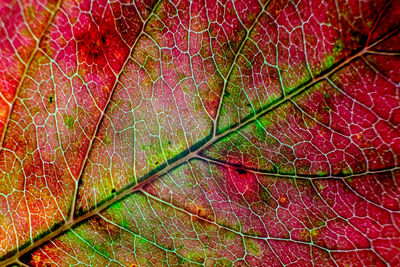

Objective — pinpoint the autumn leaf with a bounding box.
[0,0,399,266]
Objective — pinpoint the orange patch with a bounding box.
[278,196,287,204]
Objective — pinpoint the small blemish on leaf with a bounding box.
[111,188,116,194]
[278,196,287,204]
[236,168,247,175]
[63,115,75,129]
[333,40,343,52]
[197,206,206,217]
[103,134,111,145]
[310,228,319,238]
[339,167,352,176]
[49,95,54,104]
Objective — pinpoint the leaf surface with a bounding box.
[0,0,399,266]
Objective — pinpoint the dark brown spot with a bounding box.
[236,168,247,175]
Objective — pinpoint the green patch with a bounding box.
[247,13,255,22]
[284,72,311,95]
[259,117,273,128]
[225,230,237,240]
[310,228,319,238]
[317,171,327,176]
[314,219,326,228]
[245,59,252,69]
[260,189,271,204]
[324,93,330,99]
[139,238,147,244]
[322,105,332,112]
[266,138,278,146]
[135,194,149,205]
[177,72,186,81]
[326,55,335,68]
[245,238,262,256]
[103,134,111,145]
[333,40,343,54]
[214,259,232,266]
[254,120,266,139]
[49,95,54,104]
[81,237,110,259]
[341,167,352,175]
[184,250,204,263]
[110,199,123,211]
[120,218,130,229]
[278,165,294,174]
[63,115,75,129]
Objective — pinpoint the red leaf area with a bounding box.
[0,0,399,266]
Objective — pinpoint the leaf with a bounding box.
[0,0,399,266]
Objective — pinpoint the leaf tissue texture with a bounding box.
[0,0,399,265]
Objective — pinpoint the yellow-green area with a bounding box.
[72,230,111,259]
[260,189,272,203]
[310,228,319,238]
[182,250,204,264]
[254,120,267,139]
[245,238,262,257]
[326,56,335,69]
[138,238,147,244]
[341,167,353,175]
[284,70,311,95]
[326,39,343,69]
[103,133,111,145]
[63,114,75,129]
